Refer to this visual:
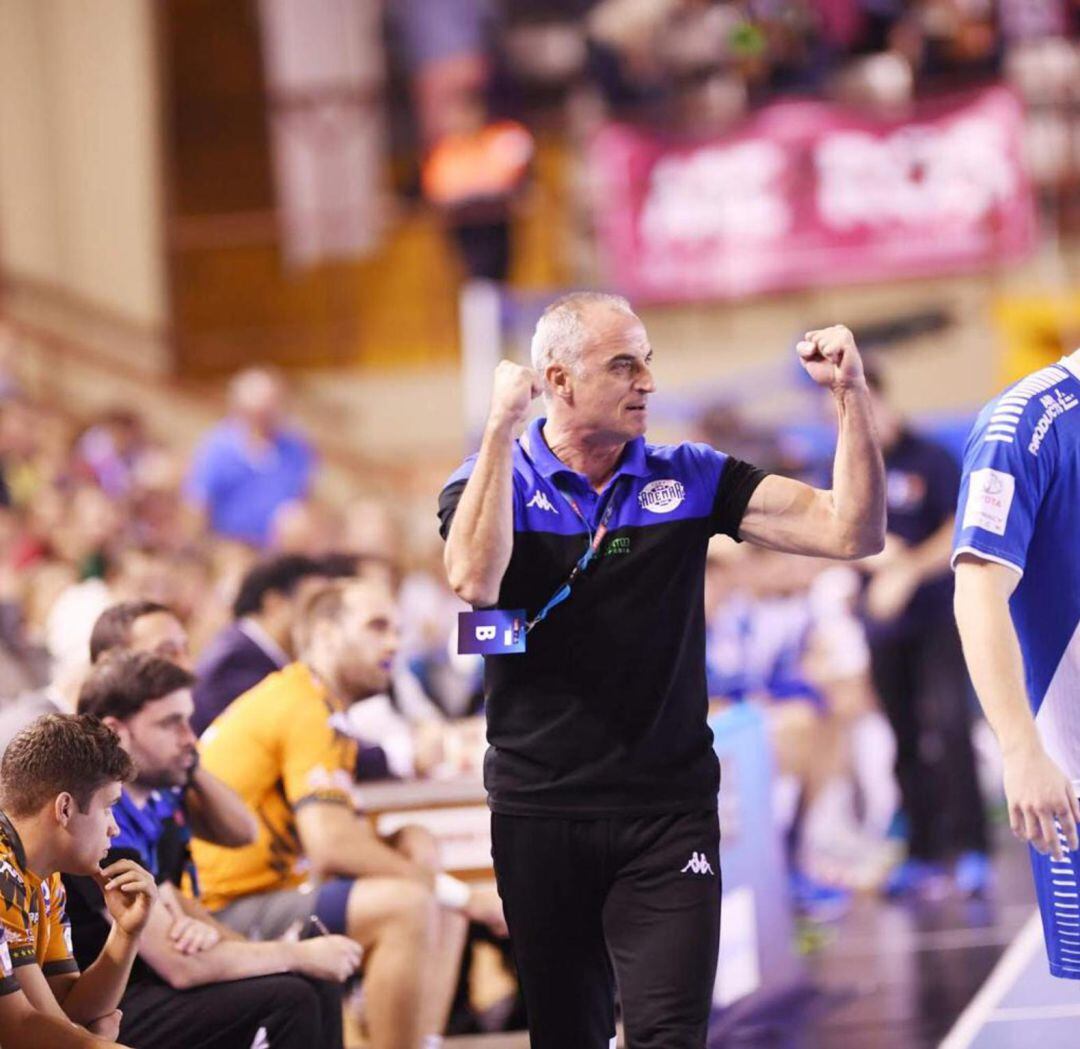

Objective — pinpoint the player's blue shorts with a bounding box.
[1030,825,1080,979]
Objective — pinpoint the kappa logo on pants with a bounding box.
[680,852,715,875]
[250,1027,270,1049]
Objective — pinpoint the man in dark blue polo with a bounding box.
[192,554,330,735]
[438,292,885,1049]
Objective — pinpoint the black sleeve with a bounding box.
[63,853,157,985]
[60,873,109,972]
[437,480,468,541]
[711,457,769,540]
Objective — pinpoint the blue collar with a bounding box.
[522,418,649,484]
[115,788,181,845]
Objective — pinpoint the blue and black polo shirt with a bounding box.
[438,417,767,817]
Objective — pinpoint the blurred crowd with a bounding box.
[390,0,1080,280]
[0,322,483,745]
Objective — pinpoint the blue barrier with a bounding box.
[709,703,807,1039]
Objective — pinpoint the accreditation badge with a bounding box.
[458,610,526,655]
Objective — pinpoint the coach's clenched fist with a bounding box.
[489,361,541,430]
[797,325,866,391]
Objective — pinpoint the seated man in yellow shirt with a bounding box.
[195,577,502,1049]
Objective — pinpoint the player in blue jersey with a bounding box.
[953,350,1080,979]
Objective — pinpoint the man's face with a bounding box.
[64,781,122,875]
[551,307,656,442]
[326,585,401,703]
[117,690,198,791]
[127,612,192,671]
[236,374,285,434]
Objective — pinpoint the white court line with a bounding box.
[939,911,1043,1049]
[987,1004,1080,1022]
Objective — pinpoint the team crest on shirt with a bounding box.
[638,479,685,514]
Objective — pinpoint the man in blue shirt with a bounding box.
[954,350,1080,978]
[186,367,315,547]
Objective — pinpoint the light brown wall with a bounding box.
[0,0,167,351]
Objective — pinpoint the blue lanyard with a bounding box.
[525,478,626,634]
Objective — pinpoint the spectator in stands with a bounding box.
[268,498,339,557]
[420,95,534,281]
[69,653,359,1049]
[74,409,149,501]
[861,363,990,898]
[193,577,505,1048]
[42,489,124,685]
[341,496,401,564]
[88,601,258,850]
[185,367,315,548]
[89,601,191,670]
[0,714,157,1044]
[192,554,350,735]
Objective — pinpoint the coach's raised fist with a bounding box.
[490,361,541,428]
[796,325,865,391]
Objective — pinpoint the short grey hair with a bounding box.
[530,292,636,390]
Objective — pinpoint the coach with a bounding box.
[438,292,885,1048]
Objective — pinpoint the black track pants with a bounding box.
[118,972,343,1049]
[492,808,721,1049]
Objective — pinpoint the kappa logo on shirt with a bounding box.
[680,852,715,876]
[638,479,685,514]
[526,491,558,513]
[962,468,1015,536]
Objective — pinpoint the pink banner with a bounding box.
[591,87,1037,303]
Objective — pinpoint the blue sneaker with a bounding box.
[790,869,852,922]
[954,851,993,898]
[882,858,948,899]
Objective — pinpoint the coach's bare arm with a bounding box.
[738,325,885,560]
[445,362,541,607]
[954,555,1080,861]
